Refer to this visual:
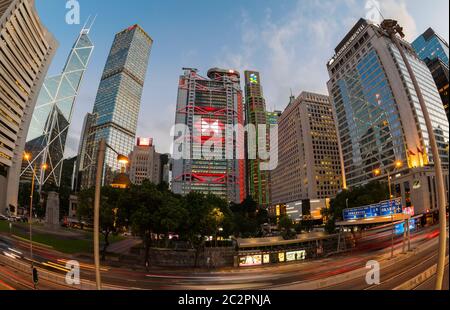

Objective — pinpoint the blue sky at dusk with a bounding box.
[35,0,450,157]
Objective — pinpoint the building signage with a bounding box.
[343,198,403,221]
[329,19,367,66]
[239,255,262,267]
[137,137,153,146]
[249,73,259,84]
[286,250,306,262]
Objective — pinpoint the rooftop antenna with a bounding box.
[81,15,97,34]
[376,4,386,24]
[81,15,90,32]
[88,15,98,31]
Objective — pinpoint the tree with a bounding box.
[176,192,232,266]
[324,181,390,234]
[154,191,187,247]
[129,181,163,267]
[279,216,296,240]
[296,219,314,233]
[229,196,267,238]
[77,186,123,260]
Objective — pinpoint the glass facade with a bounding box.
[245,71,270,207]
[172,68,245,203]
[327,20,449,189]
[332,48,405,186]
[412,28,449,65]
[412,28,449,122]
[266,111,281,126]
[389,43,449,167]
[21,28,93,187]
[81,25,152,188]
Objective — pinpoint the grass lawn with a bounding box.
[0,221,125,254]
[0,221,13,233]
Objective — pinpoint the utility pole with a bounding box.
[94,139,106,290]
[387,169,395,259]
[29,164,36,264]
[381,19,447,290]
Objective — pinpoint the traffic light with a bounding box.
[32,267,39,285]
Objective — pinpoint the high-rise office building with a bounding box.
[424,58,449,121]
[244,71,271,207]
[266,110,282,126]
[20,25,94,189]
[271,92,342,220]
[128,138,162,186]
[80,25,152,189]
[74,112,95,192]
[172,68,245,203]
[412,28,449,121]
[327,19,449,215]
[0,0,58,214]
[160,153,170,185]
[266,109,281,208]
[412,28,449,65]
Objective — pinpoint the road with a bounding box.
[0,225,448,290]
[414,265,449,290]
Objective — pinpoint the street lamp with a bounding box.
[93,139,129,290]
[381,19,447,290]
[117,155,129,166]
[373,159,403,259]
[23,152,48,289]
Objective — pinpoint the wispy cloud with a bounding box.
[217,0,418,112]
[61,0,424,157]
[216,0,358,110]
[379,0,417,40]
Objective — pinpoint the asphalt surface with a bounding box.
[414,265,449,290]
[0,225,448,290]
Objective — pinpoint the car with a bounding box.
[0,214,8,221]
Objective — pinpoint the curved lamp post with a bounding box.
[381,19,447,290]
[93,139,129,290]
[374,160,403,259]
[23,152,48,289]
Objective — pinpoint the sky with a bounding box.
[35,0,450,157]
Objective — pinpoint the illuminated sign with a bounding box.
[239,255,262,267]
[194,118,224,136]
[403,207,415,216]
[395,219,416,235]
[286,250,306,262]
[343,198,403,221]
[137,138,152,146]
[201,119,221,135]
[249,73,259,84]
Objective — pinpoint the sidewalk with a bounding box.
[108,238,142,255]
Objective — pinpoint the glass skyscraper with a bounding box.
[412,28,449,65]
[244,71,271,207]
[81,25,152,188]
[412,28,449,122]
[1,0,58,215]
[172,68,245,203]
[327,19,449,215]
[21,26,94,188]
